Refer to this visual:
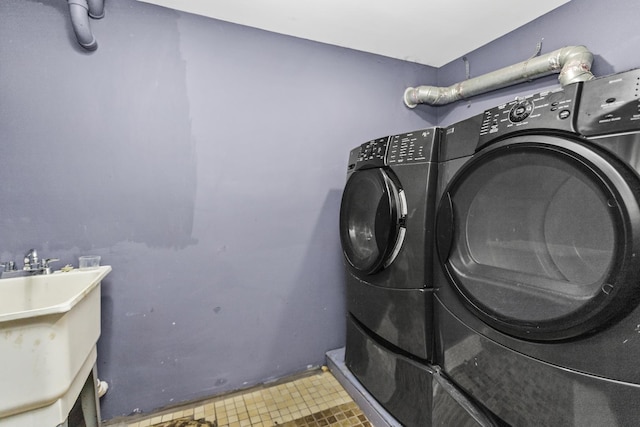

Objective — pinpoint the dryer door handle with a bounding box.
[436,192,454,262]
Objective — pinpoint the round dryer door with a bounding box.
[436,135,640,341]
[340,168,407,275]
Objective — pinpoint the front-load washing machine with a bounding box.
[434,69,640,426]
[340,128,439,425]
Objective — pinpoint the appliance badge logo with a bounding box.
[447,128,455,135]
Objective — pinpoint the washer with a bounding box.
[340,128,439,425]
[434,69,640,426]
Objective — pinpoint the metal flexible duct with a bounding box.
[67,0,105,51]
[404,45,595,108]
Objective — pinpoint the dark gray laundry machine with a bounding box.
[341,128,440,360]
[434,69,640,426]
[340,128,440,425]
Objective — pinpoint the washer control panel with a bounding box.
[577,68,640,137]
[359,137,388,162]
[351,128,438,170]
[478,84,579,147]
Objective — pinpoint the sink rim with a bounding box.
[0,265,112,323]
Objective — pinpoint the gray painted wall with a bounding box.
[0,0,437,420]
[432,0,640,126]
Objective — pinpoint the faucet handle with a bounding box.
[42,258,59,274]
[42,258,59,267]
[1,261,16,272]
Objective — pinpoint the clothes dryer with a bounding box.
[434,69,640,426]
[341,128,439,425]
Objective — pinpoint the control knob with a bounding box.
[509,100,534,122]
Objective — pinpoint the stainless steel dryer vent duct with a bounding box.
[404,45,595,108]
[67,0,105,51]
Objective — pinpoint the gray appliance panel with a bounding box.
[577,68,640,137]
[346,274,432,360]
[346,316,433,427]
[346,316,500,427]
[436,297,640,427]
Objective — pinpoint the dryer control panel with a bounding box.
[352,128,438,170]
[478,84,580,148]
[387,128,438,165]
[577,68,640,137]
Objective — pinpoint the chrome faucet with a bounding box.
[0,249,58,278]
[23,248,39,271]
[23,249,58,274]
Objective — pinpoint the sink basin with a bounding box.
[0,265,111,426]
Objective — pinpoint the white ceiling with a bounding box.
[137,0,570,67]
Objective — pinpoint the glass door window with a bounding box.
[340,168,405,274]
[438,137,640,340]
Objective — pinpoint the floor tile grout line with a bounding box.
[118,370,370,427]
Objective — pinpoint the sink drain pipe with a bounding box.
[404,45,595,108]
[67,0,105,51]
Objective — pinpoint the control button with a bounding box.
[606,97,616,104]
[558,109,571,120]
[550,107,558,111]
[551,102,559,107]
[509,100,534,122]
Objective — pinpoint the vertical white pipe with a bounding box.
[67,0,105,51]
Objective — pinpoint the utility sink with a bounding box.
[0,265,111,426]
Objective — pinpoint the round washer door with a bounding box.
[340,168,407,275]
[436,135,640,341]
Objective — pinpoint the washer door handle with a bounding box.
[436,192,454,263]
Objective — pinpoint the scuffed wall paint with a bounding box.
[0,0,437,419]
[1,1,196,251]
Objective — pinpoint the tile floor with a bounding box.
[106,368,371,427]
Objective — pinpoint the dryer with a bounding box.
[340,128,439,425]
[434,69,640,426]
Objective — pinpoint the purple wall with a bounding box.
[432,0,640,126]
[3,0,639,421]
[0,0,436,420]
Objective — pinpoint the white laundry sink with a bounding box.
[0,265,111,426]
